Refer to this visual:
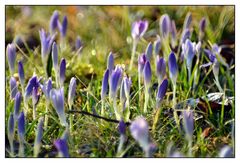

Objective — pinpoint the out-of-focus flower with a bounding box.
[59,58,66,86]
[170,151,184,157]
[168,52,178,84]
[54,139,69,157]
[219,145,233,157]
[68,77,76,109]
[143,61,152,89]
[49,10,59,33]
[7,43,16,75]
[109,65,123,99]
[50,88,68,126]
[182,110,194,140]
[138,53,147,76]
[145,42,153,61]
[75,36,82,50]
[14,92,22,120]
[58,16,68,38]
[159,14,171,38]
[154,35,161,55]
[156,56,166,83]
[118,119,126,135]
[107,52,114,74]
[52,42,58,72]
[34,117,44,157]
[199,17,206,40]
[131,20,148,40]
[10,77,18,99]
[180,28,191,44]
[40,78,52,101]
[18,61,25,87]
[170,20,177,48]
[101,69,109,100]
[183,12,192,30]
[156,78,168,107]
[8,113,15,145]
[18,112,25,142]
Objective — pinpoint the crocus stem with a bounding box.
[188,138,193,157]
[9,138,14,157]
[152,107,161,133]
[101,100,105,116]
[117,134,125,155]
[113,98,121,120]
[18,141,24,157]
[33,104,36,120]
[172,84,180,131]
[69,105,74,133]
[44,101,49,129]
[214,76,223,93]
[124,97,130,122]
[188,67,191,83]
[138,73,141,110]
[144,87,150,113]
[129,39,138,71]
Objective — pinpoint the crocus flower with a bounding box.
[50,88,68,126]
[18,61,25,87]
[18,112,25,141]
[145,42,153,61]
[156,56,166,83]
[39,29,56,66]
[159,14,171,38]
[8,113,15,154]
[52,42,58,72]
[130,116,150,153]
[101,69,109,100]
[68,77,76,109]
[182,39,196,70]
[170,20,177,48]
[59,58,66,86]
[40,78,52,101]
[14,92,22,120]
[7,43,16,75]
[168,52,178,84]
[154,35,161,55]
[10,77,18,99]
[54,139,69,157]
[131,20,148,41]
[183,12,192,30]
[107,52,114,75]
[138,53,147,76]
[219,145,233,157]
[58,16,68,38]
[25,75,39,101]
[143,61,152,89]
[119,119,126,135]
[32,87,40,107]
[34,117,44,157]
[180,28,190,44]
[123,76,132,100]
[182,110,194,140]
[75,36,82,50]
[199,17,206,40]
[156,79,168,107]
[49,10,59,33]
[109,65,123,99]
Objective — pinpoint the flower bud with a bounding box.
[7,43,16,75]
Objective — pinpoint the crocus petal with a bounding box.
[159,14,171,38]
[61,16,68,37]
[123,76,132,98]
[138,53,147,75]
[68,77,76,107]
[18,112,25,141]
[182,110,194,140]
[118,119,126,135]
[7,43,16,75]
[181,28,190,44]
[14,92,22,120]
[52,42,58,71]
[49,10,59,33]
[183,12,192,30]
[101,69,109,100]
[156,79,168,104]
[219,145,233,157]
[131,20,148,40]
[8,113,15,139]
[109,66,123,99]
[199,17,206,34]
[145,42,153,61]
[59,58,66,86]
[75,36,82,50]
[10,77,18,99]
[18,61,25,86]
[168,52,178,83]
[107,52,114,74]
[156,56,166,83]
[54,139,69,157]
[143,61,152,88]
[154,35,161,55]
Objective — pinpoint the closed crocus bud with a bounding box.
[54,139,69,157]
[18,61,25,86]
[49,10,59,33]
[40,78,52,101]
[68,77,76,108]
[123,76,132,99]
[143,61,152,88]
[109,66,123,99]
[50,88,68,126]
[182,110,194,140]
[138,53,147,75]
[7,43,16,75]
[8,113,15,142]
[25,75,38,100]
[58,16,68,38]
[159,14,171,38]
[32,87,40,107]
[59,58,66,86]
[180,28,190,44]
[219,145,233,157]
[182,39,195,69]
[156,79,168,107]
[199,17,206,34]
[34,117,44,157]
[170,20,177,48]
[10,77,18,99]
[101,69,109,100]
[107,52,114,74]
[14,92,22,120]
[145,42,153,61]
[183,12,192,30]
[18,112,25,141]
[168,52,178,84]
[156,56,166,83]
[118,119,126,135]
[154,35,161,55]
[52,42,58,71]
[130,117,149,152]
[75,36,82,50]
[131,20,148,40]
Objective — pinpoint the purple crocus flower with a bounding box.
[131,20,148,40]
[52,42,58,71]
[50,88,67,126]
[123,76,132,99]
[107,52,114,75]
[34,117,44,157]
[18,61,25,87]
[143,61,152,89]
[68,77,76,108]
[58,16,68,38]
[18,112,25,141]
[75,36,82,50]
[219,145,233,157]
[25,75,39,100]
[154,35,161,55]
[8,112,15,141]
[138,53,147,75]
[10,77,18,99]
[159,14,171,38]
[182,110,194,140]
[119,119,126,135]
[54,139,69,157]
[59,58,66,86]
[183,12,192,30]
[40,78,52,101]
[180,28,191,44]
[7,43,16,75]
[101,69,109,100]
[145,42,153,61]
[156,78,168,107]
[182,39,196,69]
[109,66,123,99]
[156,56,166,83]
[14,92,22,120]
[168,52,178,84]
[32,87,40,107]
[170,20,177,48]
[199,17,206,34]
[49,10,59,33]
